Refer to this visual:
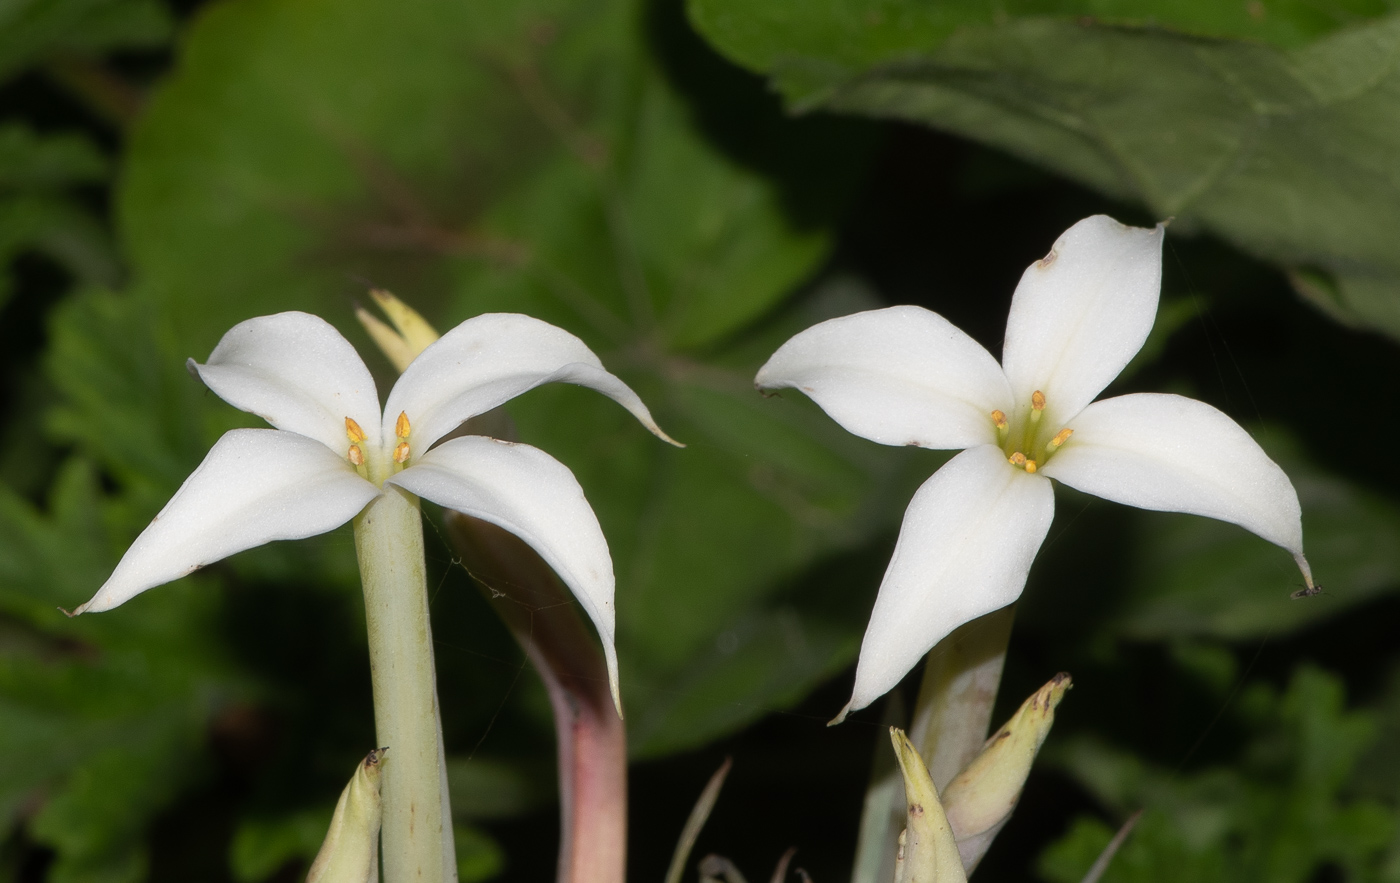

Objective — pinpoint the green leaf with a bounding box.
[1040,666,1395,882]
[455,825,506,883]
[0,0,172,83]
[229,809,333,883]
[688,2,1400,342]
[114,0,906,753]
[0,455,246,880]
[0,125,108,192]
[1113,430,1400,641]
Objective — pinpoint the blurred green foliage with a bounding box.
[688,0,1400,343]
[1038,667,1396,881]
[0,0,1397,879]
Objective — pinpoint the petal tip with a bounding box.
[827,702,854,727]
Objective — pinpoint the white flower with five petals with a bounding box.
[73,310,677,704]
[755,216,1313,721]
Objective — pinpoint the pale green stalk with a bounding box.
[354,470,456,883]
[850,605,1015,883]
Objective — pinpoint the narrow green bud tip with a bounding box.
[307,748,388,883]
[941,673,1072,872]
[888,727,968,883]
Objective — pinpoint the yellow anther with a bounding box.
[1025,459,1038,474]
[345,417,368,444]
[1009,452,1027,468]
[1029,390,1045,425]
[1049,427,1074,449]
[991,409,1008,431]
[348,444,365,466]
[395,411,411,440]
[393,442,411,464]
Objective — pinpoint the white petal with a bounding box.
[1039,393,1304,554]
[75,429,380,614]
[191,312,383,452]
[840,445,1055,719]
[386,436,622,708]
[382,314,676,456]
[1001,216,1165,428]
[755,306,1013,449]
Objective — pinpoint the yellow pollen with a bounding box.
[1049,427,1074,449]
[1009,452,1027,467]
[395,411,411,440]
[393,442,411,464]
[1031,390,1046,411]
[991,409,1008,430]
[345,417,367,444]
[1025,459,1038,473]
[348,444,365,466]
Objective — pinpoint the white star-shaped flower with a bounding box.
[756,215,1312,721]
[73,310,677,706]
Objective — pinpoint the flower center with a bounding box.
[992,390,1073,474]
[343,412,414,481]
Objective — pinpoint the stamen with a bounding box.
[345,417,368,444]
[1029,390,1046,424]
[991,409,1008,436]
[393,442,411,464]
[1008,452,1027,468]
[348,444,365,466]
[395,411,411,440]
[1048,427,1073,449]
[1024,459,1037,474]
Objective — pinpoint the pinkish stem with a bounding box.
[445,512,627,883]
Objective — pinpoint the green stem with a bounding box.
[354,484,456,883]
[908,604,1016,789]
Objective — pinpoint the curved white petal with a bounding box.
[191,312,383,452]
[1039,393,1304,554]
[755,306,1013,449]
[1001,216,1165,428]
[75,429,380,614]
[383,314,676,457]
[386,436,622,708]
[840,445,1055,720]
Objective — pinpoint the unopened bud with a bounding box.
[356,290,441,373]
[307,748,387,883]
[941,673,1071,872]
[889,728,967,883]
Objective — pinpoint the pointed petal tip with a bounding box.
[1294,552,1316,588]
[828,702,854,727]
[58,605,79,618]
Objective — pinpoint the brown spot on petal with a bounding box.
[1036,249,1058,269]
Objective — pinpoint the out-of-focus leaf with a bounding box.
[0,453,246,879]
[115,0,911,753]
[1113,430,1400,641]
[0,126,119,301]
[0,125,108,191]
[230,808,333,883]
[1039,666,1394,882]
[0,0,172,83]
[688,3,1400,342]
[445,756,549,821]
[455,824,506,883]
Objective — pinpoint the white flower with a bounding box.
[73,310,677,702]
[755,216,1313,721]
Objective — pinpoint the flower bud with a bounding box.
[306,748,387,883]
[355,289,441,372]
[941,673,1071,871]
[889,727,967,883]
